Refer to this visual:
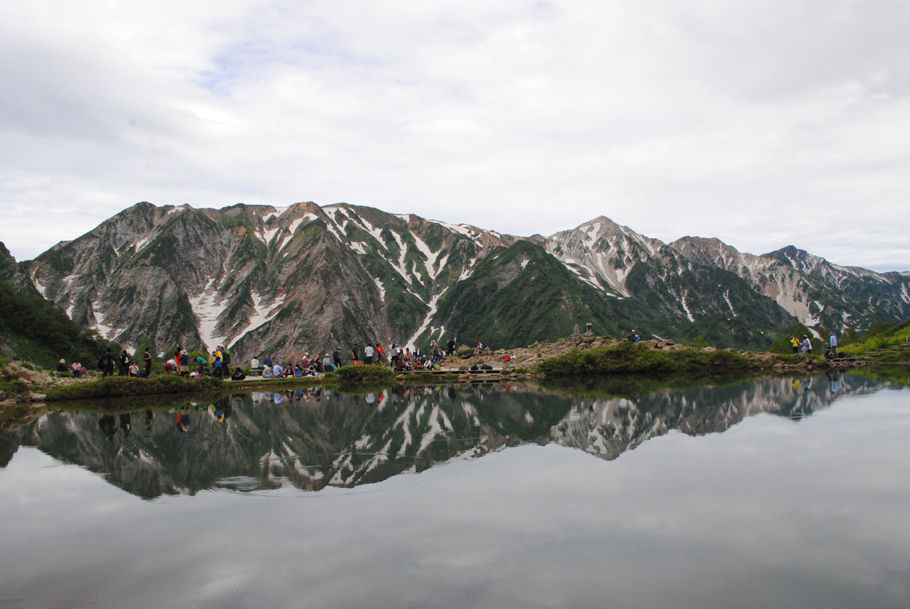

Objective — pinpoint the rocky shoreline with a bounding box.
[444,334,866,374]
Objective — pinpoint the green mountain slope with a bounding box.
[0,243,118,367]
[433,241,625,347]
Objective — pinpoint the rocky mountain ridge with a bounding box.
[13,201,910,361]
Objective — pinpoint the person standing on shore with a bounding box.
[389,343,399,367]
[364,344,374,364]
[144,348,153,377]
[99,349,115,377]
[118,350,131,376]
[333,347,342,369]
[829,333,837,356]
[800,335,812,354]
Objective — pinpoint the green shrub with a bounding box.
[0,379,30,396]
[44,375,223,401]
[537,342,752,376]
[335,364,395,384]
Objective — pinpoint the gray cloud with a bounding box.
[0,0,907,270]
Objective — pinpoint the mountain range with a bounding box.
[7,201,909,361]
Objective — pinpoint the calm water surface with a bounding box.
[1,373,908,608]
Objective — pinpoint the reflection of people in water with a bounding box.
[176,412,190,432]
[119,413,131,437]
[99,414,117,440]
[826,369,840,393]
[145,409,154,432]
[99,414,116,441]
[210,403,226,424]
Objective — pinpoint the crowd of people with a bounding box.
[62,348,150,378]
[254,336,463,377]
[65,335,475,382]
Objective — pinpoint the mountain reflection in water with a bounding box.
[1,372,891,499]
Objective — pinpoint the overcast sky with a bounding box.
[1,1,908,271]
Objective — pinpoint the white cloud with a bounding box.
[0,0,908,270]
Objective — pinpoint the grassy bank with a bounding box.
[839,320,910,362]
[536,342,755,376]
[43,375,225,401]
[37,365,402,402]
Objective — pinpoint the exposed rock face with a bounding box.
[17,202,910,360]
[25,202,503,361]
[672,237,910,330]
[764,245,910,323]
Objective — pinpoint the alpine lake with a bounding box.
[1,371,908,609]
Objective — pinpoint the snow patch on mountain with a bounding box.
[134,236,152,252]
[412,234,444,279]
[405,292,442,348]
[31,273,48,298]
[256,225,281,245]
[189,280,228,352]
[263,205,291,223]
[723,291,737,316]
[90,301,117,341]
[546,217,664,298]
[388,230,413,285]
[277,213,317,252]
[232,292,286,342]
[434,221,485,246]
[680,291,695,322]
[358,217,388,252]
[562,260,605,291]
